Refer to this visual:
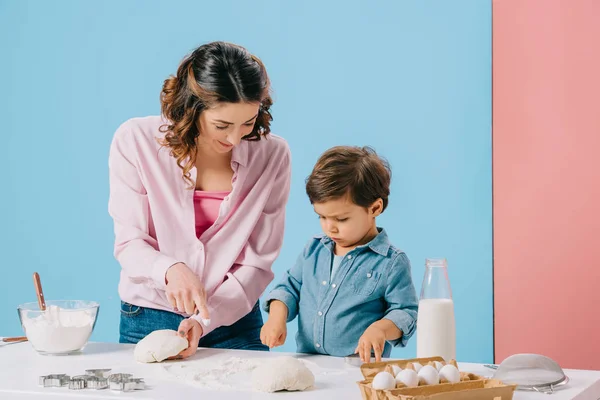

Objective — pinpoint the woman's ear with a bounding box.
[370,199,384,217]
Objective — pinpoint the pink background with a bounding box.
[493,0,600,369]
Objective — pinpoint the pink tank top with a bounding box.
[193,190,230,238]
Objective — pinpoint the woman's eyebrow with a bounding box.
[212,113,258,125]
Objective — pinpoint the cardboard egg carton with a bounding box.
[356,356,516,400]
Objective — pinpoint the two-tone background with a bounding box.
[1,0,597,369]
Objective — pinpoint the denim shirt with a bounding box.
[264,228,418,358]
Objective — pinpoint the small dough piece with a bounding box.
[252,356,315,392]
[134,329,188,363]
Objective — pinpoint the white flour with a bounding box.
[163,357,259,391]
[162,356,348,392]
[21,304,95,353]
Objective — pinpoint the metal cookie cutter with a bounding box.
[108,373,132,382]
[109,377,145,392]
[69,375,89,390]
[39,374,70,387]
[85,368,112,378]
[128,378,145,390]
[86,376,109,390]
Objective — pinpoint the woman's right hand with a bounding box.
[165,263,210,320]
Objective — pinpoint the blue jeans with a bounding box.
[119,300,268,351]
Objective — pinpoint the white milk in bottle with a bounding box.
[416,258,456,361]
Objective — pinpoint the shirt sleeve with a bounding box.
[191,144,292,336]
[382,252,419,347]
[108,121,181,290]
[261,243,308,323]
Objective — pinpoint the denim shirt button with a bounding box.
[367,273,372,278]
[317,311,323,316]
[322,281,327,286]
[315,343,321,348]
[331,283,336,288]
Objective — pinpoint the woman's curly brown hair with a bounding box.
[159,41,273,187]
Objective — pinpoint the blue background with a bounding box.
[0,0,492,363]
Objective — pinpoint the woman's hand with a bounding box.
[165,263,210,320]
[174,318,203,359]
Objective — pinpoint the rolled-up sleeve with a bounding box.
[262,244,307,323]
[383,252,419,347]
[192,145,292,335]
[108,122,180,290]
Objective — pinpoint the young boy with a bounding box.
[260,146,418,362]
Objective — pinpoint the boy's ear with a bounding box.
[370,199,384,217]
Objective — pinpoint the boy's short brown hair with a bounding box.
[305,146,391,212]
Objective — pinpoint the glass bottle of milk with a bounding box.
[416,258,456,361]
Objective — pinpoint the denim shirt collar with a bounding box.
[315,227,391,256]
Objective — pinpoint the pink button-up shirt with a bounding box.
[108,115,291,336]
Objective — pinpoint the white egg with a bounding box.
[395,368,419,387]
[417,365,439,385]
[439,364,460,384]
[372,371,396,390]
[434,361,444,371]
[412,362,423,372]
[390,365,402,376]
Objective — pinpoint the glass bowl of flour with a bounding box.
[17,300,99,355]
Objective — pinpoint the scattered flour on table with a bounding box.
[162,356,348,392]
[163,357,259,390]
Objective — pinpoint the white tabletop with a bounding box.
[0,341,599,399]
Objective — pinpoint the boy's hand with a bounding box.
[260,300,289,349]
[355,324,387,362]
[260,318,287,348]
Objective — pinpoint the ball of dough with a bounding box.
[372,371,396,390]
[252,356,315,392]
[396,368,419,387]
[134,329,188,363]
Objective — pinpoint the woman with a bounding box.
[108,41,291,359]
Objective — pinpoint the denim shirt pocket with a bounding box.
[351,269,382,296]
[120,301,142,317]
